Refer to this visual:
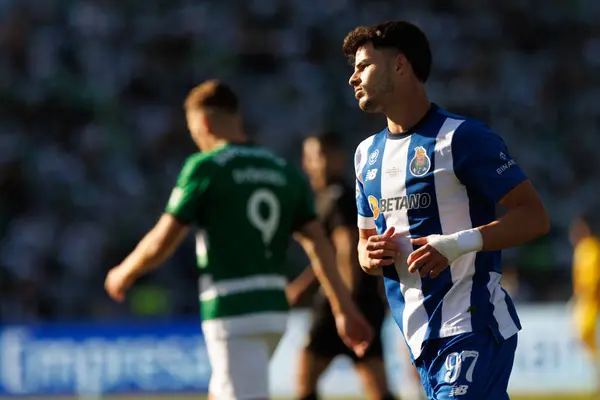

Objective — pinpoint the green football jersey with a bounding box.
[165,142,316,323]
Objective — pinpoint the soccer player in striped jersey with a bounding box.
[343,21,549,399]
[104,80,372,400]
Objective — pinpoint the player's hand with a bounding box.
[334,303,374,357]
[104,265,135,303]
[361,226,402,274]
[407,237,450,278]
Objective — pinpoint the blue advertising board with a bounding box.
[0,320,210,396]
[0,305,595,397]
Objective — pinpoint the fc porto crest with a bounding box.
[409,146,431,177]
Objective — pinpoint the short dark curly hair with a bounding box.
[343,21,432,83]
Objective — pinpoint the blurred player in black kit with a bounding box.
[287,131,397,400]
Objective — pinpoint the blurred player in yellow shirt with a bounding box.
[570,214,600,392]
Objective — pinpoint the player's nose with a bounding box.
[349,71,360,87]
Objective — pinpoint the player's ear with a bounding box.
[198,110,213,134]
[394,53,407,75]
[185,109,201,136]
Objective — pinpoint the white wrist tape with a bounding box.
[426,228,483,264]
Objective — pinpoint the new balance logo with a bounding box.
[365,169,378,181]
[449,385,469,397]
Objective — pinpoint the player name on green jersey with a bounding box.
[232,167,287,186]
[165,143,316,333]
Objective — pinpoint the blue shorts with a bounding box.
[415,330,518,400]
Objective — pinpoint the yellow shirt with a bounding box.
[573,236,600,351]
[573,237,600,307]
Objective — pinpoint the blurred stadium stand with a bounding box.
[1,0,600,323]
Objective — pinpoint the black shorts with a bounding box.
[305,288,387,362]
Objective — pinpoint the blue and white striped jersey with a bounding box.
[354,104,525,360]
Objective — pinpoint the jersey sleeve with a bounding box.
[354,144,376,230]
[165,154,214,224]
[452,122,527,202]
[290,167,318,231]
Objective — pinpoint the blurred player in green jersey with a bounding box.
[105,80,373,400]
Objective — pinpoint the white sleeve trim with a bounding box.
[357,215,376,229]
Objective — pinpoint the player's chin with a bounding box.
[358,98,379,113]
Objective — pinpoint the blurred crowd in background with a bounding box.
[1,0,600,322]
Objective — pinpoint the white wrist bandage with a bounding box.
[426,228,483,264]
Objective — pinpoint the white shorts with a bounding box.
[205,332,283,399]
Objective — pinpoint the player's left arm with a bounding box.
[408,123,549,277]
[476,179,549,251]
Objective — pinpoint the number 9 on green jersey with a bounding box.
[165,143,316,336]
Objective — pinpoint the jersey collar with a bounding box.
[386,103,438,140]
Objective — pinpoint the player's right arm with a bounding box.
[294,222,353,313]
[354,143,402,275]
[358,227,400,276]
[294,221,372,356]
[287,185,360,305]
[290,168,373,355]
[105,154,212,302]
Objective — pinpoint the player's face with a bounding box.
[349,43,395,113]
[303,138,326,181]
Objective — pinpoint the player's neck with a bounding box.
[385,87,430,134]
[204,132,247,151]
